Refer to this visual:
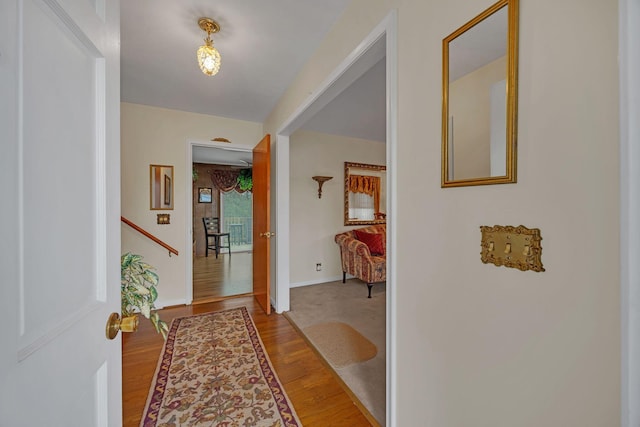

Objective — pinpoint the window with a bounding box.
[221,190,253,249]
[349,192,375,220]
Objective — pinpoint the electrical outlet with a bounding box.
[316,263,322,271]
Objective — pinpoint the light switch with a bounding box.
[157,213,170,224]
[480,225,544,272]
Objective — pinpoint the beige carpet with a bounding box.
[303,322,377,368]
[285,279,386,426]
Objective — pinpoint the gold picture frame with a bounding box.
[442,0,519,187]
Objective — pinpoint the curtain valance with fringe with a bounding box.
[208,169,249,193]
[349,175,380,214]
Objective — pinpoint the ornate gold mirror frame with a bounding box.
[442,0,519,187]
[344,162,386,226]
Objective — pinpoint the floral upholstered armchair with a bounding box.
[335,224,386,298]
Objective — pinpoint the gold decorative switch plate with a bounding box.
[480,225,545,272]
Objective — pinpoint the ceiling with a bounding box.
[121,0,386,165]
[191,144,253,167]
[448,6,507,81]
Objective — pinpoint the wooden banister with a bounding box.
[121,216,179,257]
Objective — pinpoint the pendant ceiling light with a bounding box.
[197,17,221,76]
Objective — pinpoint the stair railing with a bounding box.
[121,216,179,257]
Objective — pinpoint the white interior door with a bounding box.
[0,0,122,426]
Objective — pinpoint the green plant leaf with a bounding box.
[140,303,151,318]
[130,274,143,286]
[150,286,158,302]
[149,312,168,340]
[142,270,159,286]
[237,168,253,191]
[133,283,150,295]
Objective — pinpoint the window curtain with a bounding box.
[208,169,249,193]
[349,175,380,214]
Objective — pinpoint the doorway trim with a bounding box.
[184,139,254,305]
[620,0,639,425]
[273,10,398,426]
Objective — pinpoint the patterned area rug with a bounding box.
[140,307,301,427]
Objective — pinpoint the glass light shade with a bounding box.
[197,44,221,76]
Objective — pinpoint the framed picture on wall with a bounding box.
[198,187,212,203]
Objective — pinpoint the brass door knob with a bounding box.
[105,312,139,340]
[259,231,275,238]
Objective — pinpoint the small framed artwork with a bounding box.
[198,187,212,203]
[164,175,171,206]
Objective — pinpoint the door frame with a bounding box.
[184,139,255,305]
[273,10,398,426]
[620,0,640,425]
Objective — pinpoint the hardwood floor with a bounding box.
[122,297,373,426]
[192,251,252,302]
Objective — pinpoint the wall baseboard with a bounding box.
[155,298,187,310]
[289,275,353,288]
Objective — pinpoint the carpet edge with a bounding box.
[283,312,382,427]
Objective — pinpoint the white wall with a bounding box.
[289,130,385,286]
[449,56,506,179]
[121,102,263,307]
[265,0,620,425]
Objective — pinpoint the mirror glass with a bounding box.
[150,164,174,210]
[442,0,518,187]
[344,162,386,226]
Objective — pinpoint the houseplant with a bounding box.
[121,252,169,339]
[237,168,253,191]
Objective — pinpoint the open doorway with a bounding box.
[273,11,397,427]
[190,145,254,304]
[284,55,386,425]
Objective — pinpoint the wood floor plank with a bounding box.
[122,297,373,426]
[192,252,252,301]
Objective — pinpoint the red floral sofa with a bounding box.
[335,224,386,298]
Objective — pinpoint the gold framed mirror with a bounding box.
[442,0,518,187]
[344,162,386,226]
[150,164,174,210]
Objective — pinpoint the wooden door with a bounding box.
[253,135,271,314]
[0,0,122,425]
